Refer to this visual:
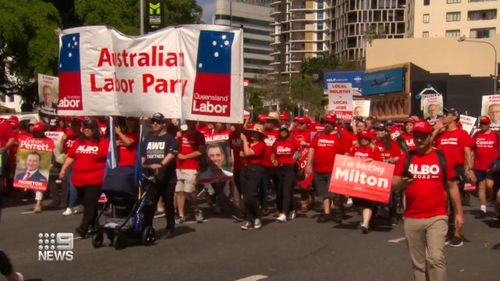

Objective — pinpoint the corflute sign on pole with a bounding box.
[57,25,244,123]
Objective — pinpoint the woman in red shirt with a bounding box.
[271,126,300,222]
[116,117,140,167]
[59,119,108,238]
[350,130,382,234]
[239,125,267,230]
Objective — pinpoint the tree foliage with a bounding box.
[289,75,324,117]
[164,0,202,25]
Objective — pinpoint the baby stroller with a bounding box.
[91,166,156,249]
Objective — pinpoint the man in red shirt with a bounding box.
[433,107,474,247]
[306,114,346,223]
[291,116,313,211]
[176,120,206,223]
[472,116,499,219]
[393,120,463,281]
[0,118,15,205]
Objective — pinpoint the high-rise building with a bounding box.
[270,0,331,82]
[214,0,273,86]
[406,0,500,39]
[270,0,406,83]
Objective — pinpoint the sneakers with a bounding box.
[232,214,245,222]
[332,211,343,224]
[75,227,87,239]
[288,210,296,221]
[446,236,463,248]
[62,208,74,216]
[163,229,175,239]
[240,222,254,230]
[195,209,204,223]
[316,214,330,223]
[475,211,487,219]
[360,223,369,234]
[254,219,262,229]
[276,214,287,222]
[175,215,185,224]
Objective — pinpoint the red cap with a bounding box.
[359,130,376,141]
[8,116,19,128]
[257,114,268,123]
[403,118,415,124]
[480,116,491,125]
[308,121,318,130]
[324,114,337,125]
[279,112,290,121]
[32,122,46,132]
[413,120,433,134]
[294,116,308,124]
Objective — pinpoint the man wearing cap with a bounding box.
[142,113,178,238]
[176,119,206,223]
[434,107,474,247]
[0,118,15,206]
[472,116,499,219]
[279,112,291,128]
[306,114,346,223]
[393,120,463,281]
[291,116,313,212]
[261,112,280,214]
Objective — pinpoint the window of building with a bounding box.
[424,0,430,5]
[446,12,461,21]
[317,32,323,40]
[468,9,497,21]
[470,27,496,38]
[445,30,461,37]
[0,94,5,103]
[447,0,461,3]
[423,14,430,23]
[422,31,429,38]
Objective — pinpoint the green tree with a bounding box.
[0,0,61,107]
[289,75,323,117]
[75,0,140,35]
[164,0,202,25]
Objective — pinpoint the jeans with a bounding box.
[260,166,278,209]
[241,165,265,223]
[75,185,101,232]
[143,181,176,231]
[65,166,78,208]
[276,165,296,215]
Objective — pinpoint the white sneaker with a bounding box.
[344,197,353,208]
[16,272,24,281]
[276,214,287,222]
[288,210,296,221]
[254,219,262,229]
[62,208,73,216]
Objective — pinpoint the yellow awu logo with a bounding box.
[149,3,160,15]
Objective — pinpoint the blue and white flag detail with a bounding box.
[134,121,144,187]
[104,116,117,179]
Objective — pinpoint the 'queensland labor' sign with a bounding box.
[13,137,54,192]
[329,155,394,204]
[58,25,244,123]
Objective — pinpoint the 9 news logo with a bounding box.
[37,233,74,261]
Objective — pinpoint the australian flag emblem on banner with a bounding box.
[58,33,83,111]
[191,31,235,117]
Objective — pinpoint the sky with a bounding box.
[199,0,216,24]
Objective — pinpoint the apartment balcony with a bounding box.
[270,1,281,6]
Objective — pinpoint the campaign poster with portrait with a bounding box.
[38,74,59,127]
[198,130,233,183]
[353,100,371,118]
[481,95,500,131]
[422,95,443,120]
[13,137,54,191]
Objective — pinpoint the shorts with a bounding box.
[175,169,198,193]
[314,172,333,199]
[474,170,487,183]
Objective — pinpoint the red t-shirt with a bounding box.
[0,119,15,147]
[176,130,205,170]
[118,132,139,167]
[473,130,499,171]
[401,133,416,150]
[262,129,279,167]
[375,140,402,163]
[64,135,79,152]
[394,149,456,218]
[68,138,109,187]
[311,132,345,173]
[229,131,243,172]
[291,129,311,147]
[435,129,473,167]
[350,146,383,161]
[243,141,266,165]
[272,138,299,165]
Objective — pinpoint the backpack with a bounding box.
[403,149,448,188]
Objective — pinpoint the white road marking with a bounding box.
[20,211,35,214]
[388,237,406,243]
[235,274,268,281]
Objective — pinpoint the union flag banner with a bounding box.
[58,25,243,123]
[329,155,394,204]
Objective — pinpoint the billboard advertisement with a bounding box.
[362,68,404,96]
[323,71,364,95]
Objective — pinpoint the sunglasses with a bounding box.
[151,119,163,124]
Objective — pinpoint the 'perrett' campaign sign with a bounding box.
[13,137,54,192]
[58,25,244,123]
[329,155,394,204]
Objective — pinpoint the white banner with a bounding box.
[58,25,243,123]
[459,115,477,135]
[328,82,353,121]
[353,100,370,118]
[481,95,500,131]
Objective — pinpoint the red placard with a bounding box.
[329,155,394,204]
[296,147,313,189]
